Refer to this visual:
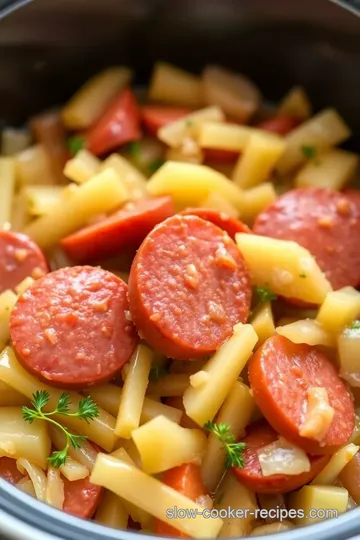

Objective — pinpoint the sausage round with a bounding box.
[179,208,250,240]
[155,463,208,537]
[248,335,355,454]
[61,196,175,263]
[10,266,138,388]
[233,420,330,493]
[0,456,102,519]
[128,215,252,359]
[0,231,48,293]
[256,115,300,135]
[253,188,360,290]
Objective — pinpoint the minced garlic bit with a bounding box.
[190,371,210,388]
[14,248,28,262]
[258,437,311,477]
[184,263,199,289]
[299,387,334,442]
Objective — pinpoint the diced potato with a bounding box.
[251,302,276,347]
[149,62,203,108]
[0,289,17,348]
[295,149,358,190]
[276,319,335,347]
[339,453,360,504]
[100,154,148,201]
[236,233,332,304]
[24,168,128,248]
[202,66,261,123]
[317,287,360,333]
[288,485,348,525]
[60,457,89,481]
[147,161,244,210]
[132,415,206,474]
[15,144,56,186]
[277,86,312,120]
[147,374,189,397]
[215,472,257,537]
[183,323,258,426]
[0,380,27,406]
[200,191,240,218]
[165,138,204,164]
[62,67,132,130]
[201,382,254,492]
[15,277,35,296]
[1,128,32,156]
[11,189,30,232]
[311,443,359,485]
[115,345,152,439]
[0,407,50,468]
[158,107,224,148]
[90,454,223,538]
[232,132,285,189]
[24,186,63,216]
[337,326,360,387]
[276,109,351,174]
[64,149,100,184]
[238,183,277,225]
[198,122,254,152]
[0,157,15,228]
[95,490,129,529]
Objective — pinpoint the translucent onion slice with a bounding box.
[17,458,47,501]
[299,387,334,441]
[257,437,311,477]
[60,456,89,481]
[46,467,65,510]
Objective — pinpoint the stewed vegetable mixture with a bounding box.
[0,61,359,537]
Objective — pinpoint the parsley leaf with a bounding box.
[67,135,85,156]
[204,421,246,469]
[301,145,317,160]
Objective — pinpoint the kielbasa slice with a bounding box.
[61,196,175,263]
[0,231,48,293]
[256,115,300,135]
[128,215,252,359]
[233,420,330,494]
[179,208,250,240]
[248,335,355,454]
[155,464,208,538]
[253,188,360,290]
[10,266,138,388]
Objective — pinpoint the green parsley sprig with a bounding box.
[67,135,86,156]
[255,286,278,305]
[301,145,317,160]
[349,320,360,330]
[204,421,245,468]
[22,390,99,468]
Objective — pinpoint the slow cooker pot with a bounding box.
[0,0,360,539]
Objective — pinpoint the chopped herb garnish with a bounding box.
[255,286,278,305]
[299,273,307,278]
[301,145,317,160]
[149,364,168,383]
[148,159,165,175]
[67,135,85,156]
[128,141,141,164]
[216,492,224,505]
[204,421,245,469]
[22,390,99,467]
[186,120,194,128]
[350,320,360,330]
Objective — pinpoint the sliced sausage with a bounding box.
[179,208,250,240]
[253,188,360,290]
[155,463,208,537]
[256,115,300,135]
[0,456,102,519]
[0,231,48,293]
[61,196,175,263]
[10,266,138,388]
[63,475,102,518]
[141,106,192,136]
[248,335,355,454]
[233,421,330,494]
[128,215,252,359]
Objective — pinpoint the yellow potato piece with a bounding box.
[149,62,203,108]
[317,287,360,333]
[295,149,358,190]
[288,485,348,525]
[236,233,332,304]
[276,319,335,347]
[251,302,276,347]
